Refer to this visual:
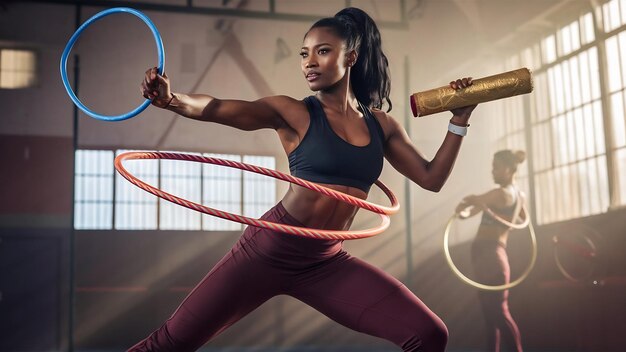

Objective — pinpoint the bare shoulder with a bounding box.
[258,95,302,113]
[500,187,518,206]
[261,95,310,132]
[477,188,509,207]
[369,108,400,140]
[518,189,527,202]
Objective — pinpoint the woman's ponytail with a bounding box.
[309,8,392,111]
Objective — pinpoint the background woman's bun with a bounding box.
[514,150,526,164]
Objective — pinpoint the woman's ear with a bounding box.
[346,50,358,67]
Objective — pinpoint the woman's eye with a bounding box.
[319,49,329,54]
[299,52,308,58]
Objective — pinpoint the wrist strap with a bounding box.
[164,93,178,108]
[448,122,468,136]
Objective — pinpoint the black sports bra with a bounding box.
[480,187,520,227]
[288,96,385,193]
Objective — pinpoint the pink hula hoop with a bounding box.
[114,151,399,240]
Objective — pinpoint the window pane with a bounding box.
[605,36,622,92]
[562,60,573,109]
[0,48,37,89]
[554,65,565,113]
[589,48,601,100]
[570,56,582,107]
[521,46,540,71]
[74,150,114,229]
[577,161,591,216]
[605,0,622,32]
[570,21,581,53]
[202,154,242,231]
[573,108,586,160]
[532,72,550,122]
[620,32,626,87]
[579,51,592,103]
[611,92,626,148]
[243,155,277,220]
[159,153,202,230]
[592,101,606,155]
[115,150,158,230]
[559,22,572,56]
[581,13,595,45]
[582,106,596,157]
[596,156,610,210]
[542,35,557,64]
[617,148,626,204]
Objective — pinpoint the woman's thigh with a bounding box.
[288,256,446,347]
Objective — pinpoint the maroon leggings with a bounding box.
[128,202,447,352]
[471,240,523,352]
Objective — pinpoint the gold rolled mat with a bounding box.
[410,68,533,117]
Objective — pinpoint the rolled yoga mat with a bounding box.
[410,67,533,117]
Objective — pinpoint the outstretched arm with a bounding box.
[383,78,476,192]
[455,200,483,218]
[456,189,508,218]
[141,67,291,131]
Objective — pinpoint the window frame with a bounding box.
[497,4,626,224]
[73,149,277,231]
[0,47,39,89]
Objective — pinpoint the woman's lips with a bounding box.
[306,72,320,82]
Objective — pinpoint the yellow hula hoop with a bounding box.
[443,206,538,291]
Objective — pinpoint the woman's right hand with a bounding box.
[455,201,471,218]
[141,67,172,108]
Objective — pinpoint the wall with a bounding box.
[2,1,624,351]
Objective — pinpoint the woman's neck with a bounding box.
[499,181,514,189]
[316,91,358,115]
[316,71,360,117]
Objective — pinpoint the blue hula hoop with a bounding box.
[60,7,165,121]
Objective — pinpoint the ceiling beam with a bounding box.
[20,0,409,29]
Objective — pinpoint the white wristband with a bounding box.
[448,122,468,137]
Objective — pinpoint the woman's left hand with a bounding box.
[449,77,477,120]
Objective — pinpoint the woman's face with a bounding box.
[300,27,351,91]
[492,158,513,184]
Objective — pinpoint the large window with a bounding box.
[501,8,617,224]
[74,150,276,230]
[532,46,609,224]
[604,0,626,206]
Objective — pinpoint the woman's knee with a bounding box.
[402,318,448,352]
[426,318,449,351]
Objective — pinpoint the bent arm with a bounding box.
[383,78,475,192]
[383,115,468,192]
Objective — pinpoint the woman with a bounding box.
[455,150,526,352]
[133,8,476,352]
